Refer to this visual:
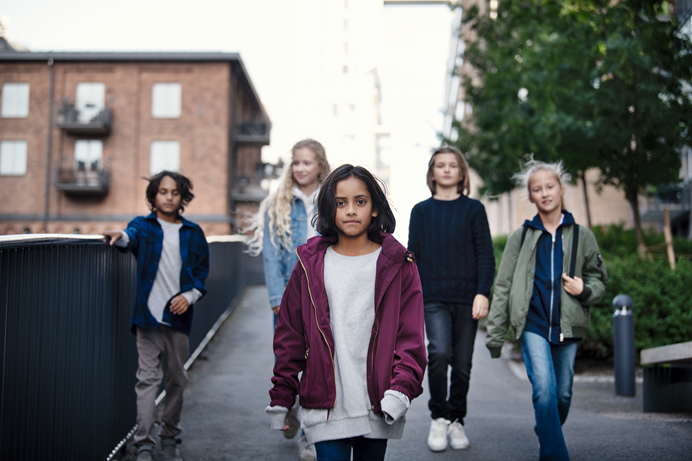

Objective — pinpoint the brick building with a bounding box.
[0,45,271,236]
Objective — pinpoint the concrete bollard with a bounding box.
[612,294,635,397]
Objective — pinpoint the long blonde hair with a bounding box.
[246,139,330,256]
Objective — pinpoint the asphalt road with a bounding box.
[171,286,691,461]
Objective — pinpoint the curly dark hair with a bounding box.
[145,171,195,214]
[313,164,395,237]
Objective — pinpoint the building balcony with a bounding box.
[56,101,113,136]
[640,183,692,223]
[235,120,270,145]
[54,167,110,196]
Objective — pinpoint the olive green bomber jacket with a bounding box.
[486,224,608,358]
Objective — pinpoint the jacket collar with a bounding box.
[523,210,575,233]
[296,231,410,310]
[144,212,194,228]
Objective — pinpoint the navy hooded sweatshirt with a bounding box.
[523,211,579,345]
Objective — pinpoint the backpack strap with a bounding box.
[569,224,580,278]
[520,226,529,248]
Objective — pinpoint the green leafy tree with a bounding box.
[587,0,692,256]
[451,0,692,252]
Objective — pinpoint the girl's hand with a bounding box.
[562,273,584,296]
[169,295,190,314]
[103,230,122,246]
[472,294,489,320]
[272,306,280,315]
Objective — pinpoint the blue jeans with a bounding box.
[314,437,387,461]
[424,302,477,423]
[521,331,578,461]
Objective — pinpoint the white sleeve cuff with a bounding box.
[381,390,410,425]
[114,230,129,248]
[265,405,289,430]
[181,289,203,305]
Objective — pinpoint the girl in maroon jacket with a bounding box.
[266,164,427,461]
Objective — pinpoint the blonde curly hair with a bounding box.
[246,139,330,256]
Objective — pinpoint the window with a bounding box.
[76,83,105,123]
[1,83,30,118]
[152,83,182,118]
[343,65,348,74]
[74,140,103,171]
[150,141,180,174]
[0,140,28,175]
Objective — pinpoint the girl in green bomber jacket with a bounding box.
[486,160,607,461]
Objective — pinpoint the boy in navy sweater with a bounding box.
[105,171,209,461]
[408,146,495,453]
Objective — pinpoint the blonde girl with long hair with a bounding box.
[248,139,330,320]
[248,139,329,459]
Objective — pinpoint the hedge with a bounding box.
[490,224,692,363]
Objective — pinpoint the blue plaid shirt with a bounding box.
[119,213,209,335]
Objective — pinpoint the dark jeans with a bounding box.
[315,437,387,461]
[424,301,477,424]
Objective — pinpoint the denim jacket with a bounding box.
[118,213,210,335]
[262,196,310,308]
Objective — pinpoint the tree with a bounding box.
[588,0,692,256]
[451,0,692,254]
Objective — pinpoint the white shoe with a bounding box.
[298,434,317,461]
[448,421,470,450]
[427,418,450,452]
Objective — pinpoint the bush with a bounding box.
[491,224,692,363]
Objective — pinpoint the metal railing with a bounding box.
[0,234,264,461]
[54,166,111,196]
[56,100,113,136]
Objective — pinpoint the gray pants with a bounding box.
[134,325,189,447]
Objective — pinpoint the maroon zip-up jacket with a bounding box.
[269,231,427,414]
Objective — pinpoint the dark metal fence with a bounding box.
[0,234,263,461]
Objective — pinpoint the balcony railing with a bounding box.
[235,120,270,145]
[56,101,113,136]
[54,166,111,196]
[641,184,691,223]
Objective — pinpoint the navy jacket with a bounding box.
[523,211,578,344]
[118,213,210,335]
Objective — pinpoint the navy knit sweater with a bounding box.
[408,195,495,305]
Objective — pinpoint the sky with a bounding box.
[1,0,455,243]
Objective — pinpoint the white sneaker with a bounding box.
[298,434,317,461]
[448,421,470,450]
[427,418,450,452]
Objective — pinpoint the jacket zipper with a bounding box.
[560,234,565,342]
[297,254,337,407]
[549,232,556,342]
[370,314,380,410]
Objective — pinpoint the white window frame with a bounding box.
[0,140,28,176]
[1,83,30,118]
[74,140,104,171]
[152,83,182,118]
[150,141,180,174]
[76,83,105,123]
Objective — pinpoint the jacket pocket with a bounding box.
[301,408,329,428]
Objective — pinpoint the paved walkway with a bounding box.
[177,286,692,461]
